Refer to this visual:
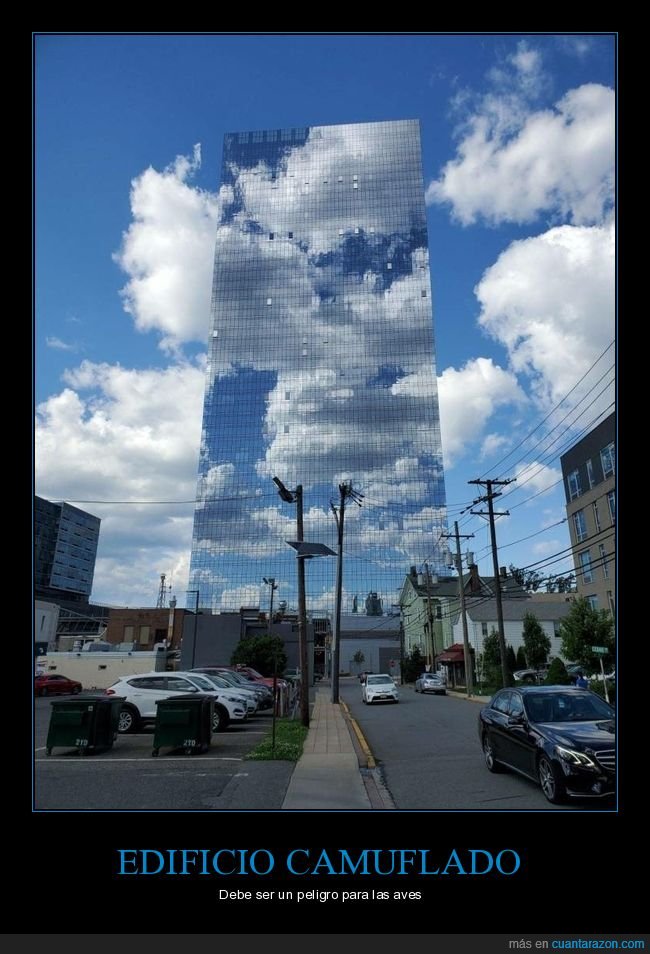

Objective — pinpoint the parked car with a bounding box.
[35,673,82,697]
[188,670,258,713]
[207,668,274,709]
[362,673,399,704]
[414,672,447,695]
[105,672,247,734]
[513,664,551,684]
[478,686,615,804]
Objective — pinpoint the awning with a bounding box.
[437,649,465,663]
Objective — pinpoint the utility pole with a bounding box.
[442,524,474,696]
[295,485,309,728]
[423,563,435,670]
[469,477,515,689]
[331,482,364,703]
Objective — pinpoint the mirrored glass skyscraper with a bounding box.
[189,120,447,616]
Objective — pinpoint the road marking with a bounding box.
[35,756,245,763]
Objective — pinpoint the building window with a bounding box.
[283,425,290,434]
[586,595,599,610]
[421,290,427,298]
[284,391,291,401]
[607,591,615,615]
[266,298,272,306]
[481,623,488,637]
[586,458,596,489]
[567,469,582,501]
[592,501,601,533]
[579,550,594,584]
[572,510,587,543]
[124,626,134,641]
[600,442,615,479]
[288,232,293,239]
[599,543,609,578]
[269,233,274,240]
[607,491,615,523]
[139,625,150,645]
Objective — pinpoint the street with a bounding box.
[340,680,609,811]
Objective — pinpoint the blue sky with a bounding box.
[34,33,616,609]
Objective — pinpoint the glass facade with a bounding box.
[35,496,100,599]
[189,120,448,615]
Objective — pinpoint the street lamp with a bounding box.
[273,477,335,727]
[186,590,200,669]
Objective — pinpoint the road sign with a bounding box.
[591,646,608,654]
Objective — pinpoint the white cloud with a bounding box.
[475,222,614,408]
[427,83,614,226]
[512,461,562,498]
[480,433,511,460]
[46,336,77,351]
[532,539,562,557]
[114,144,222,353]
[437,358,526,467]
[35,361,205,605]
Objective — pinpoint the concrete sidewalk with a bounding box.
[281,686,373,810]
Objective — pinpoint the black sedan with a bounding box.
[478,686,615,804]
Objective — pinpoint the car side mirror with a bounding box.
[508,713,525,726]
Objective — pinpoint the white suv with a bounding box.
[106,672,248,734]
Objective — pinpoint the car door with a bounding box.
[501,691,537,778]
[126,676,170,719]
[486,691,513,761]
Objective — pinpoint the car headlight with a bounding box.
[223,695,241,703]
[556,746,596,768]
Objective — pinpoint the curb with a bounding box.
[339,700,376,769]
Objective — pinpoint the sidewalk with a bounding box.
[280,682,489,810]
[281,685,373,810]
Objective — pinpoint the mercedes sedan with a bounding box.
[478,686,615,804]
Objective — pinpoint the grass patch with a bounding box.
[246,717,308,761]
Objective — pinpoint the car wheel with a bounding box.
[482,733,502,773]
[538,755,566,804]
[117,706,139,734]
[213,705,230,732]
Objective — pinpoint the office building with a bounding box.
[560,413,615,614]
[35,496,101,602]
[189,120,447,616]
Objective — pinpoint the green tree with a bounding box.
[352,650,365,665]
[522,612,551,670]
[402,647,425,683]
[515,645,527,669]
[482,629,504,688]
[544,657,571,685]
[506,644,517,675]
[231,634,287,676]
[559,597,614,673]
[509,565,544,592]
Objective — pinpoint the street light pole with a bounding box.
[272,477,309,728]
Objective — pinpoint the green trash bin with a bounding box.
[152,694,213,757]
[46,695,126,756]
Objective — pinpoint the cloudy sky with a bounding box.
[35,33,615,610]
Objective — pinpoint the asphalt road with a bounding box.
[34,697,294,811]
[340,680,611,811]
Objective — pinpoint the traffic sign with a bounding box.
[591,646,607,654]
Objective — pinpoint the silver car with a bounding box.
[414,673,447,695]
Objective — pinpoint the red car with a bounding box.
[35,673,82,697]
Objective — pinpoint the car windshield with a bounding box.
[524,692,613,723]
[188,674,215,691]
[368,676,393,685]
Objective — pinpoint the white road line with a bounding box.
[35,756,245,763]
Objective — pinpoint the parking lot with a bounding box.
[34,696,294,811]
